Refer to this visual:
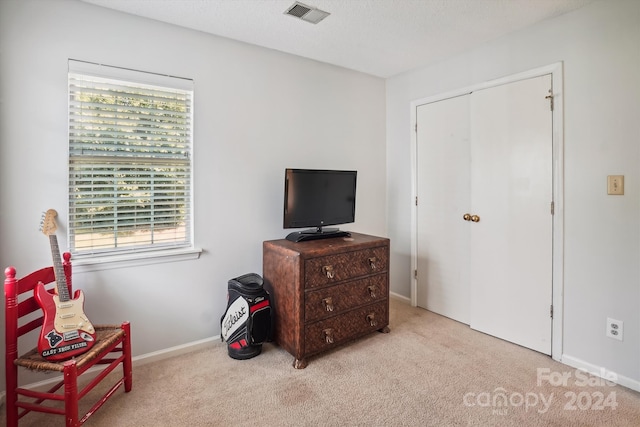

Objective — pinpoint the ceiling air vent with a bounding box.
[284,2,330,24]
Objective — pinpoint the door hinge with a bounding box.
[545,90,554,111]
[414,269,418,279]
[415,196,418,206]
[550,304,554,318]
[414,123,417,132]
[550,201,554,215]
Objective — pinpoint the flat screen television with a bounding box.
[283,168,357,242]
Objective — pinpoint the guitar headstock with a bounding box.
[41,209,58,236]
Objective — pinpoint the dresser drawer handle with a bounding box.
[367,285,377,299]
[323,328,334,344]
[366,313,377,327]
[323,297,334,312]
[322,265,335,279]
[368,257,377,270]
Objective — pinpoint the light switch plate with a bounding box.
[607,175,624,195]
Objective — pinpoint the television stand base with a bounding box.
[285,230,351,243]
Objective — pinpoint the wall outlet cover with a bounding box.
[606,317,623,341]
[607,175,624,195]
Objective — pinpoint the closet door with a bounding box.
[469,75,553,355]
[416,74,553,355]
[416,94,470,324]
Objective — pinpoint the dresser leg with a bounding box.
[378,326,390,333]
[293,358,308,369]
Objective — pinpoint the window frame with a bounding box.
[67,60,201,269]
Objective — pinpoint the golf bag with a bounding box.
[220,273,272,359]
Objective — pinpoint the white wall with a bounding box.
[0,0,386,389]
[387,0,640,387]
[3,0,638,396]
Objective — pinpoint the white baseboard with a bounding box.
[390,291,410,304]
[561,354,640,392]
[132,335,219,366]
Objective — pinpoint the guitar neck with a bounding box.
[49,234,71,302]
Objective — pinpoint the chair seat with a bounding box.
[15,325,125,372]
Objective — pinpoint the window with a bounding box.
[68,60,194,259]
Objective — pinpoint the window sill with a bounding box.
[72,247,203,273]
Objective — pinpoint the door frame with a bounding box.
[409,62,564,360]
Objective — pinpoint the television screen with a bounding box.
[283,169,356,241]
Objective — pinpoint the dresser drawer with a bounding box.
[304,274,388,322]
[304,301,388,356]
[304,246,388,289]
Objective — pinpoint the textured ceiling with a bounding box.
[80,0,595,78]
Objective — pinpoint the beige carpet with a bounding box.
[4,298,640,426]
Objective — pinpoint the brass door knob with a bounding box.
[463,213,471,221]
[470,215,480,223]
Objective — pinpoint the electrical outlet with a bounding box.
[606,318,623,341]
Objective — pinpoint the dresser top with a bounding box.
[264,232,389,257]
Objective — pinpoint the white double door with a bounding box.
[416,74,553,355]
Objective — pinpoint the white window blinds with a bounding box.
[68,60,194,256]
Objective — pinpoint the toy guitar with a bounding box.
[35,209,96,360]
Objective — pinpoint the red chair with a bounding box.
[4,252,132,426]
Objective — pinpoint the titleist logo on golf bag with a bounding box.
[222,298,249,342]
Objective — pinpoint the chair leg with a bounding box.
[6,383,17,427]
[6,267,19,427]
[6,365,17,427]
[63,360,80,427]
[122,321,133,392]
[5,352,19,427]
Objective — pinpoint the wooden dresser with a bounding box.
[263,232,390,368]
